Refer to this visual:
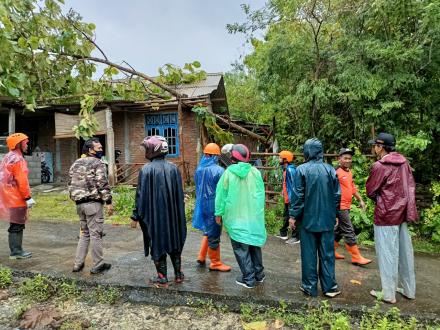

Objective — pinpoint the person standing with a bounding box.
[193,143,231,272]
[0,133,35,259]
[276,150,300,245]
[131,136,187,287]
[215,144,266,289]
[334,148,372,265]
[289,138,341,298]
[366,133,418,304]
[68,137,113,274]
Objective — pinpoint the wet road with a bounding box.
[0,221,438,319]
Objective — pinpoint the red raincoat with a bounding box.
[366,152,418,226]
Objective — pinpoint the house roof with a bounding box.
[173,73,223,98]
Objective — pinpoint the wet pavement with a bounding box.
[0,221,439,320]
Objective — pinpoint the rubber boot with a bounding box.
[150,257,168,288]
[170,253,184,283]
[207,246,231,272]
[9,232,32,260]
[345,243,372,265]
[197,236,208,266]
[334,241,345,260]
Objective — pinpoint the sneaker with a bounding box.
[90,263,111,275]
[256,275,266,283]
[285,237,300,245]
[235,277,255,289]
[275,233,288,240]
[72,263,85,272]
[324,289,341,298]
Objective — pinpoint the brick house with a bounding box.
[0,73,273,185]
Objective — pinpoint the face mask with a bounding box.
[93,150,104,159]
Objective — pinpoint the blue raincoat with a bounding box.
[289,138,340,296]
[192,156,224,237]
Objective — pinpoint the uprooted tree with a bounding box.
[0,0,207,139]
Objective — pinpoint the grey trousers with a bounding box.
[374,222,416,301]
[74,202,104,269]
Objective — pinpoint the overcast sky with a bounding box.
[65,0,266,76]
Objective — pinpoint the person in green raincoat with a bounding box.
[215,144,266,289]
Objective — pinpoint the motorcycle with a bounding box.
[41,161,51,183]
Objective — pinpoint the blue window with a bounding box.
[145,113,179,156]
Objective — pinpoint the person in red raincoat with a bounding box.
[366,133,418,304]
[0,133,35,259]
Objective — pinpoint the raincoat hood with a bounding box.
[303,138,323,162]
[198,155,219,168]
[379,152,407,165]
[228,162,252,179]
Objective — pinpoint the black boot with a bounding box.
[170,253,184,283]
[150,256,168,287]
[9,232,32,259]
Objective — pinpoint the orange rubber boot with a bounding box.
[345,243,372,265]
[207,246,231,272]
[334,241,345,260]
[197,236,208,265]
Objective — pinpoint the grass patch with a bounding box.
[85,285,121,305]
[240,300,437,329]
[0,266,13,289]
[30,192,77,222]
[18,274,56,302]
[0,266,13,288]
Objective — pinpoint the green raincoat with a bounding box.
[215,162,266,247]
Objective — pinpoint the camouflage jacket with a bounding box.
[68,157,112,204]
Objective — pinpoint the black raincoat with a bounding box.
[289,138,340,296]
[131,158,187,261]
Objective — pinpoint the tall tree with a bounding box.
[228,0,440,182]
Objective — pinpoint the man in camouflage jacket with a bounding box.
[68,137,113,274]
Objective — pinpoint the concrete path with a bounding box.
[0,221,438,320]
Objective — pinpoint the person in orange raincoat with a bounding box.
[0,133,35,259]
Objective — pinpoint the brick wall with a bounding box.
[0,153,41,186]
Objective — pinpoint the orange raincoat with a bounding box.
[0,150,31,223]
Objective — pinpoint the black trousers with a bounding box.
[230,238,264,287]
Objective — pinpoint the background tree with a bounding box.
[227,0,440,183]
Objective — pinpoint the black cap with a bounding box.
[368,133,396,147]
[338,148,354,156]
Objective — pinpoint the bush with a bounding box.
[0,267,13,289]
[58,279,81,301]
[420,181,440,243]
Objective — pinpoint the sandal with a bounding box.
[369,289,396,304]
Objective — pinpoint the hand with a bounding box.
[106,204,114,216]
[215,216,222,225]
[289,217,296,229]
[130,220,138,229]
[26,198,36,209]
[359,200,366,212]
[335,217,339,229]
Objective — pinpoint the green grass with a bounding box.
[30,192,77,222]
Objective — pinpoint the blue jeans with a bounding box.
[230,238,264,286]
